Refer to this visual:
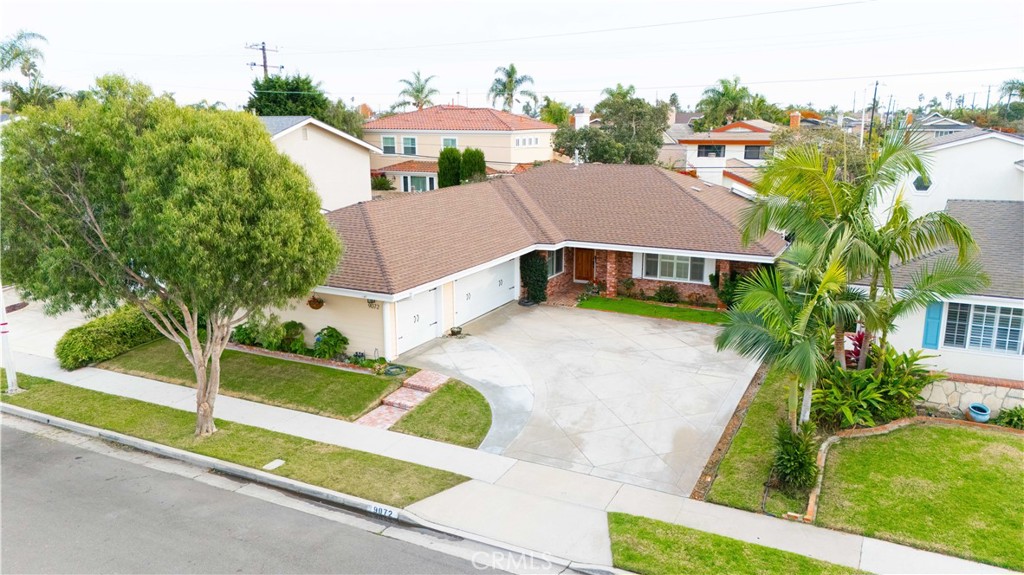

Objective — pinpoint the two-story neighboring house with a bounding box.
[911,112,972,141]
[363,105,557,192]
[260,116,381,211]
[678,116,787,184]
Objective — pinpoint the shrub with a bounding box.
[994,405,1024,430]
[577,281,603,303]
[688,292,709,307]
[774,419,818,490]
[251,312,285,351]
[519,252,548,303]
[313,326,348,359]
[438,147,462,188]
[461,148,486,182]
[281,320,307,354]
[709,271,742,308]
[371,175,395,191]
[231,322,258,346]
[652,284,680,303]
[617,277,636,298]
[55,306,162,369]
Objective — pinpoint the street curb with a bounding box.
[0,404,620,575]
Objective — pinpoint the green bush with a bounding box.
[251,312,285,351]
[617,277,636,298]
[519,252,548,303]
[230,322,258,346]
[281,320,306,353]
[461,148,486,182]
[994,405,1024,430]
[55,306,162,369]
[438,147,462,188]
[652,284,680,303]
[313,326,348,359]
[709,271,742,308]
[371,175,395,191]
[774,419,818,490]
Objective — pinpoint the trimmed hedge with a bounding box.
[55,306,162,370]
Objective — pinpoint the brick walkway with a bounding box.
[545,284,585,307]
[354,369,450,429]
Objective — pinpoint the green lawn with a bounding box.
[608,513,862,575]
[1,370,466,507]
[392,380,492,448]
[817,424,1024,571]
[99,339,401,421]
[578,297,727,325]
[706,365,808,516]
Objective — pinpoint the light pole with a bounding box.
[0,283,20,394]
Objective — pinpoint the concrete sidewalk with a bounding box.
[3,351,1010,574]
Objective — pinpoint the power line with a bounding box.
[245,42,283,79]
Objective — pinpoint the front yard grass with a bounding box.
[1,370,466,507]
[578,297,727,325]
[706,365,807,516]
[608,512,862,575]
[816,423,1024,571]
[391,380,492,448]
[99,339,401,421]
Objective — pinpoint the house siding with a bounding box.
[273,125,372,211]
[366,130,554,173]
[273,293,386,360]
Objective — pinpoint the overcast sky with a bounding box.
[3,0,1022,116]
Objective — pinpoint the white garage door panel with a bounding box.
[454,259,516,324]
[396,288,439,354]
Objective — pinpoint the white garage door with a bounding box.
[454,259,517,325]
[396,288,440,354]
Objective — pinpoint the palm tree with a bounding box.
[696,77,752,127]
[2,73,64,112]
[0,30,46,75]
[396,71,439,111]
[1000,79,1024,104]
[488,63,537,112]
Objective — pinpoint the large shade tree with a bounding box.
[1,76,340,435]
[593,84,670,164]
[245,74,331,119]
[488,63,536,113]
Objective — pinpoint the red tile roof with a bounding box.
[364,105,556,132]
[323,164,787,294]
[377,159,500,175]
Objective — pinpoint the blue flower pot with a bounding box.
[968,403,991,423]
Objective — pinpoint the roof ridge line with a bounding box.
[488,108,515,131]
[496,177,565,243]
[358,202,396,294]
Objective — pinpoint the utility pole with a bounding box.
[867,81,879,146]
[985,85,992,109]
[0,284,20,394]
[246,42,283,79]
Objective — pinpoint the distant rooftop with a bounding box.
[364,105,556,132]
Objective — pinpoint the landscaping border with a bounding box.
[790,416,1024,524]
[690,361,770,500]
[226,343,374,374]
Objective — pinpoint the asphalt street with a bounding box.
[1,427,496,574]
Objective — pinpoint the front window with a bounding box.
[382,136,396,155]
[402,175,435,193]
[697,145,725,158]
[944,303,1023,354]
[744,145,769,160]
[643,254,706,283]
[402,137,417,155]
[442,137,457,149]
[546,249,564,278]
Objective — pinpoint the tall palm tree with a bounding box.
[696,77,752,127]
[2,73,64,112]
[396,71,439,111]
[488,63,537,112]
[0,30,46,75]
[1000,79,1024,104]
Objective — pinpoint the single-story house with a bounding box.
[260,116,381,211]
[277,163,787,360]
[882,200,1023,383]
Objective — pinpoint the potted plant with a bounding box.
[307,294,324,310]
[967,402,991,423]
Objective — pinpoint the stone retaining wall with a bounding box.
[918,379,1023,418]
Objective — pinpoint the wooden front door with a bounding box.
[574,248,595,282]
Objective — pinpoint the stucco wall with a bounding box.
[686,143,767,184]
[888,301,1024,382]
[365,130,554,172]
[273,125,372,211]
[273,293,386,359]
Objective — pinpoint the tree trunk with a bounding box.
[798,377,814,424]
[873,327,890,378]
[788,378,799,432]
[833,319,846,368]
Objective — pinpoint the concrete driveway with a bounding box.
[401,303,759,496]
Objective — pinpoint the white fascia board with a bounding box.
[849,284,1023,308]
[272,118,382,153]
[364,128,554,135]
[928,132,1024,152]
[388,246,536,301]
[315,286,399,302]
[535,240,778,264]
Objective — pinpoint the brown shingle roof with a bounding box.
[324,164,787,294]
[879,200,1023,300]
[365,105,556,132]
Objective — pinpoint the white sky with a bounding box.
[2,0,1023,115]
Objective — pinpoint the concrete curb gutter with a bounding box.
[1,404,618,575]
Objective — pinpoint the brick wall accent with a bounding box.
[544,248,576,299]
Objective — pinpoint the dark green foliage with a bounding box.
[322,99,364,138]
[313,326,348,359]
[553,125,625,164]
[245,74,330,120]
[281,320,306,354]
[55,306,162,369]
[593,84,670,164]
[371,175,395,190]
[251,312,285,351]
[994,405,1024,430]
[461,148,486,182]
[520,252,548,303]
[652,284,680,303]
[617,277,636,298]
[709,271,742,308]
[774,419,818,489]
[231,322,258,346]
[438,147,462,188]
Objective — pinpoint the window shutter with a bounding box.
[922,301,944,349]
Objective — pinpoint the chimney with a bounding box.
[573,106,591,131]
[905,111,914,127]
[789,110,801,130]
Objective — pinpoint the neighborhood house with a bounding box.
[276,163,787,360]
[677,116,786,184]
